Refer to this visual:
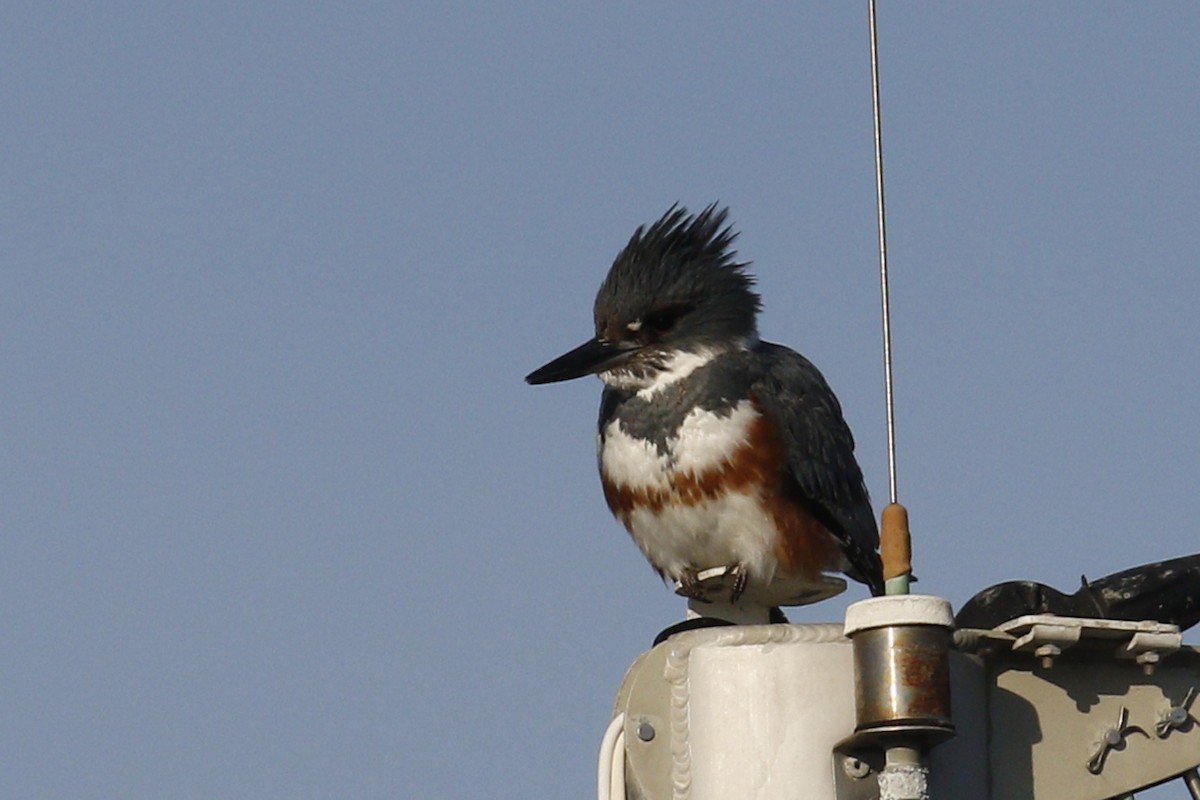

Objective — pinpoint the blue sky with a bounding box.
[4,4,1198,798]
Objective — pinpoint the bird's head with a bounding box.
[526,204,761,392]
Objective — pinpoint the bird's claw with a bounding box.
[727,563,749,603]
[676,564,750,604]
[677,568,709,601]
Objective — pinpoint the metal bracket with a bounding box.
[997,615,1182,671]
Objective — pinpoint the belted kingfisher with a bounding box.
[526,204,883,607]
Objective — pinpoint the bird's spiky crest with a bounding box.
[593,204,761,346]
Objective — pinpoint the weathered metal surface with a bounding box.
[851,625,954,738]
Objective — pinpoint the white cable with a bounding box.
[610,728,626,800]
[597,712,626,800]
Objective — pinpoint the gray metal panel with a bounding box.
[989,647,1200,799]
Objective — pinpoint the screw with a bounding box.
[842,756,871,779]
[636,720,656,742]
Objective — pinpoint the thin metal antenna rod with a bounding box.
[869,0,898,505]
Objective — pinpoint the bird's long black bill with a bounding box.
[525,338,635,385]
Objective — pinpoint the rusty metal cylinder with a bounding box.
[844,595,956,742]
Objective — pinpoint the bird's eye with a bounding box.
[643,304,689,335]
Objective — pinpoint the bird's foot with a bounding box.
[674,564,751,604]
[676,568,710,602]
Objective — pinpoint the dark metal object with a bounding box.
[955,553,1200,631]
[851,624,955,740]
[1184,768,1200,800]
[651,617,735,647]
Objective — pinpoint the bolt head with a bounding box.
[1035,643,1061,668]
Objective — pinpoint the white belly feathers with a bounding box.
[598,399,780,582]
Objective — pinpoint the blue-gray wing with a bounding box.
[750,342,883,595]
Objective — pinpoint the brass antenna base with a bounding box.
[880,502,911,581]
